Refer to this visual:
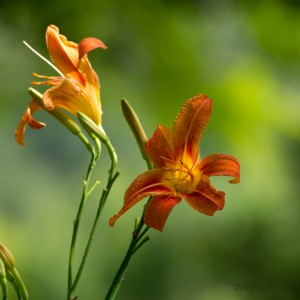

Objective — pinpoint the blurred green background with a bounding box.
[1,0,300,299]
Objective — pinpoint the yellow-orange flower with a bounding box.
[15,24,106,145]
[109,94,240,231]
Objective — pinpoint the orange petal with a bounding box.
[145,124,173,168]
[181,176,225,216]
[46,25,84,83]
[172,94,212,160]
[43,78,101,125]
[78,37,107,61]
[144,196,181,231]
[109,170,171,227]
[200,154,240,183]
[15,100,46,145]
[77,56,101,113]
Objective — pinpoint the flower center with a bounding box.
[162,154,201,194]
[173,161,195,193]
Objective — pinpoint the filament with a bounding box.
[23,40,65,77]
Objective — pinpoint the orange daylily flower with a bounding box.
[109,94,240,231]
[15,24,106,145]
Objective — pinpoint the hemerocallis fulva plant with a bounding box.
[109,94,240,231]
[11,24,241,300]
[15,24,106,145]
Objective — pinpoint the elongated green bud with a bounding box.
[121,99,153,169]
[77,112,108,143]
[0,243,28,300]
[0,242,15,271]
[0,259,5,276]
[0,259,8,300]
[121,99,148,159]
[77,112,118,168]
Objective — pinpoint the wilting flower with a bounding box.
[15,24,106,145]
[109,94,240,231]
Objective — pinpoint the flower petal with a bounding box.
[78,37,107,61]
[15,100,46,145]
[43,78,101,125]
[145,124,173,168]
[200,154,240,184]
[180,175,225,216]
[109,170,171,227]
[46,25,84,83]
[172,94,212,160]
[144,196,182,231]
[77,56,102,119]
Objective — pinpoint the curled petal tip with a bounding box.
[108,217,116,227]
[109,211,123,227]
[78,37,107,61]
[14,132,24,146]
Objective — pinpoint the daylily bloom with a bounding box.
[15,24,106,145]
[109,94,240,231]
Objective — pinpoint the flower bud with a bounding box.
[0,259,6,278]
[77,112,108,143]
[0,242,15,271]
[121,99,153,169]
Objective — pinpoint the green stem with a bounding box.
[77,112,118,171]
[105,216,150,300]
[0,277,8,300]
[104,99,153,300]
[9,268,28,300]
[67,116,118,299]
[67,151,97,300]
[70,170,119,294]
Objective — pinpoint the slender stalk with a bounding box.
[0,262,7,300]
[104,99,152,300]
[67,115,119,299]
[105,240,135,300]
[70,170,119,294]
[9,268,28,300]
[0,279,7,300]
[67,151,97,300]
[105,215,150,300]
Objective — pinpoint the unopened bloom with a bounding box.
[0,242,15,270]
[109,94,240,231]
[15,24,106,145]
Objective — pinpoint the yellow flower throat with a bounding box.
[163,154,201,194]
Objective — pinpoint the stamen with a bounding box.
[32,80,56,86]
[159,155,189,169]
[32,73,61,86]
[163,166,190,176]
[162,163,194,192]
[32,73,53,79]
[23,40,65,78]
